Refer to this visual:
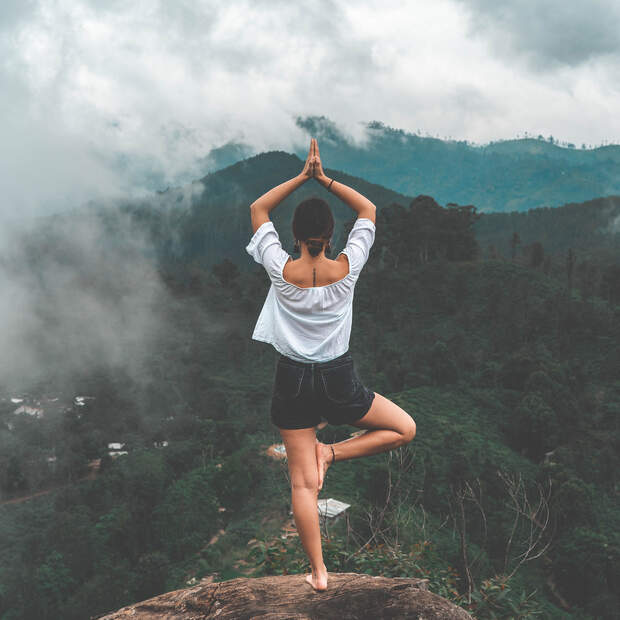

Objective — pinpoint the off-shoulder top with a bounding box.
[245,217,376,362]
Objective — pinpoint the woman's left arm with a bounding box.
[249,140,315,233]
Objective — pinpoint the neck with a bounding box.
[300,248,325,260]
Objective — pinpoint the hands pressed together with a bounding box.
[300,138,330,188]
[249,136,374,225]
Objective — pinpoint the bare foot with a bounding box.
[305,564,328,591]
[315,441,334,491]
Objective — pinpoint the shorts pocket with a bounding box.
[274,362,305,400]
[319,362,362,404]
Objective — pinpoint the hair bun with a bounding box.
[306,238,325,258]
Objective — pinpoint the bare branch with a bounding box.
[497,470,554,579]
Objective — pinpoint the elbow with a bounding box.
[360,203,377,221]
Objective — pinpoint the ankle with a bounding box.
[312,562,327,574]
[322,443,335,462]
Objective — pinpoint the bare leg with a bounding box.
[317,392,416,489]
[279,426,328,591]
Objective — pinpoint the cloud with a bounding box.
[0,0,619,222]
[0,211,167,389]
[458,0,620,69]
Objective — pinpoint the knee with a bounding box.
[291,477,319,495]
[399,417,416,445]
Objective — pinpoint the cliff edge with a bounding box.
[92,572,473,619]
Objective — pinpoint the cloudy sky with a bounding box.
[2,0,619,218]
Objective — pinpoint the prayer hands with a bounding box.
[300,138,327,182]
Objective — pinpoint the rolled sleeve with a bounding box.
[341,217,376,276]
[246,221,290,282]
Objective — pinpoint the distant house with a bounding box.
[107,442,128,458]
[13,405,44,418]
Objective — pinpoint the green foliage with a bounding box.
[553,528,620,616]
[212,447,264,511]
[468,575,544,619]
[129,551,170,601]
[33,550,77,619]
[152,466,221,562]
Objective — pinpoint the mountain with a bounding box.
[136,150,413,269]
[205,116,620,213]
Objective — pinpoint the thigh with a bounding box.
[279,427,319,489]
[349,391,415,435]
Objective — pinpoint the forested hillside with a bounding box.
[207,116,620,213]
[295,117,620,213]
[1,159,619,619]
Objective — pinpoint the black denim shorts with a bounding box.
[270,350,376,430]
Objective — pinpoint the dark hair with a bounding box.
[292,197,334,258]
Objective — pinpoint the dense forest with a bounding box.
[1,157,619,619]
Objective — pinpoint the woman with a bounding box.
[245,138,416,591]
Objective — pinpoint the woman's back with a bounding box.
[282,253,350,289]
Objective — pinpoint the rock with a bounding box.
[92,572,472,619]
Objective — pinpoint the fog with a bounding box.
[0,210,163,389]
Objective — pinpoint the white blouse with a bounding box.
[245,217,376,362]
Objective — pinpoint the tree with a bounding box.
[528,241,544,269]
[566,248,576,293]
[33,550,77,619]
[510,232,521,261]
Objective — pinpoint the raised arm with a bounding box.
[311,139,376,224]
[249,139,314,233]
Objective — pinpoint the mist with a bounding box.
[0,209,169,392]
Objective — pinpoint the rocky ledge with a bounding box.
[93,572,473,619]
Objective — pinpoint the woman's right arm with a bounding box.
[312,140,377,224]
